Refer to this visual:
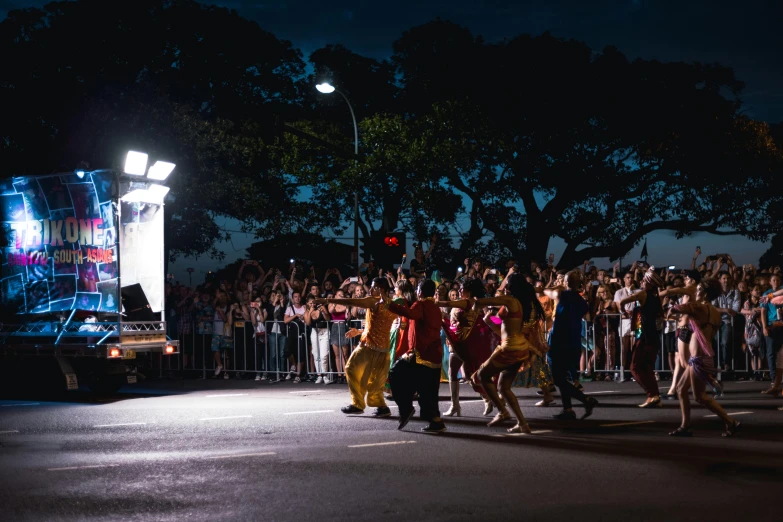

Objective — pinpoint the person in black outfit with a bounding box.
[618,267,665,408]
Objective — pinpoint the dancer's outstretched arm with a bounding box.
[313,296,379,308]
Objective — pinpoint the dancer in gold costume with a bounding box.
[315,278,397,417]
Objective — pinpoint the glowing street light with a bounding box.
[315,82,336,94]
[315,82,361,265]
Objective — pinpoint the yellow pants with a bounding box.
[345,346,390,410]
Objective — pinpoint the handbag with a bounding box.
[745,321,762,348]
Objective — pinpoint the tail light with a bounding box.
[109,347,121,358]
[165,344,175,354]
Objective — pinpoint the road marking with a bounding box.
[283,410,334,415]
[207,452,276,459]
[1,403,40,407]
[503,430,553,436]
[348,441,416,448]
[601,420,657,427]
[704,411,754,418]
[0,430,20,434]
[288,390,325,394]
[93,422,152,428]
[199,415,253,421]
[586,391,621,395]
[48,464,120,471]
[205,393,249,398]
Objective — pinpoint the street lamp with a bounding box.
[316,82,361,267]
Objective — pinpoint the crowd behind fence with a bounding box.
[153,313,760,384]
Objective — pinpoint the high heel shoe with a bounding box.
[487,411,511,427]
[483,399,494,416]
[443,404,461,417]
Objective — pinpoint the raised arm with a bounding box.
[474,295,519,308]
[435,299,471,310]
[314,296,379,308]
[619,290,646,308]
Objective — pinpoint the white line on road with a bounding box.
[283,410,334,415]
[199,415,253,421]
[0,430,20,434]
[48,464,120,471]
[205,394,249,398]
[1,403,40,407]
[704,411,754,418]
[587,391,621,395]
[288,390,325,394]
[93,422,152,428]
[348,441,416,448]
[601,420,657,427]
[207,452,276,459]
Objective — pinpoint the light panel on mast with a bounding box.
[124,151,148,176]
[147,161,175,180]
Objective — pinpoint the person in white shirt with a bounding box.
[613,272,639,382]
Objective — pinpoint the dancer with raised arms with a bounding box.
[314,278,397,418]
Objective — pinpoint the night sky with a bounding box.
[3,0,781,279]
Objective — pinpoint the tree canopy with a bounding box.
[2,5,781,269]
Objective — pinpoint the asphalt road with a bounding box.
[1,376,782,522]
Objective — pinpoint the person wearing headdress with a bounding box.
[617,267,665,408]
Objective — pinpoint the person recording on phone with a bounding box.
[304,294,332,384]
[409,234,437,278]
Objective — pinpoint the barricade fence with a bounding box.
[170,313,758,381]
[177,319,368,380]
[585,314,755,381]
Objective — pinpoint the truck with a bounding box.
[0,168,178,394]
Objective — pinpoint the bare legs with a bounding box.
[444,353,463,416]
[475,363,530,433]
[676,365,735,432]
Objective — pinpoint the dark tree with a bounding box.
[0,0,306,260]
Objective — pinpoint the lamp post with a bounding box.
[316,82,361,267]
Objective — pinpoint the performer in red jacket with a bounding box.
[388,279,446,433]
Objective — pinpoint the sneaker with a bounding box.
[535,399,556,407]
[421,420,446,433]
[315,376,324,384]
[223,372,229,380]
[254,375,262,382]
[285,373,292,381]
[552,410,577,420]
[341,404,364,415]
[398,407,415,430]
[372,407,392,418]
[293,376,302,384]
[582,396,599,419]
[323,377,332,385]
[260,374,267,381]
[214,365,223,377]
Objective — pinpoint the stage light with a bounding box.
[147,161,175,180]
[124,151,148,176]
[121,185,170,204]
[75,170,85,179]
[316,83,336,94]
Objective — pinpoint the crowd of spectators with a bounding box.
[164,245,783,396]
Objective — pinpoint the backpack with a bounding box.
[745,320,762,350]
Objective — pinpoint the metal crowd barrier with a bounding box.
[175,318,372,381]
[583,312,753,382]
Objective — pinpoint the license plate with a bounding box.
[122,349,136,359]
[127,375,137,384]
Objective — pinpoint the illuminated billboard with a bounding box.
[1,171,119,314]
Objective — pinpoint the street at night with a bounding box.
[1,379,781,521]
